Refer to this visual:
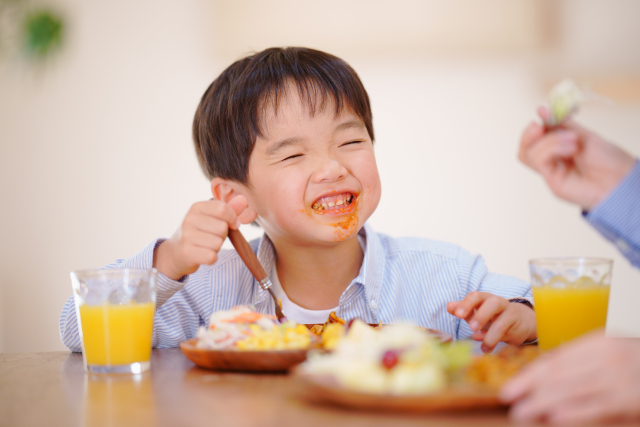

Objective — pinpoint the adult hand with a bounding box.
[519,107,635,211]
[500,330,640,424]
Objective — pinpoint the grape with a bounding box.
[381,350,400,370]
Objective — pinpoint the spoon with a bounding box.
[227,228,286,322]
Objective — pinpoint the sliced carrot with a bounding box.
[221,312,264,323]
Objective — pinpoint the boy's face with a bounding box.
[240,87,381,246]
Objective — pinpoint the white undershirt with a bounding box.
[269,234,366,324]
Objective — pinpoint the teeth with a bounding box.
[312,193,355,210]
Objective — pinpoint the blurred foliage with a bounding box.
[23,10,63,57]
[0,0,65,60]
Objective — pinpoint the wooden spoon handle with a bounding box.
[227,228,267,282]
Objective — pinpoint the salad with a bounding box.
[298,320,472,395]
[196,306,315,351]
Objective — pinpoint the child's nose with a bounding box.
[312,157,348,183]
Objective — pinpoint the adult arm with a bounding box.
[584,161,640,268]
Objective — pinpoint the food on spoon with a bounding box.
[298,320,472,394]
[547,79,584,126]
[196,306,316,351]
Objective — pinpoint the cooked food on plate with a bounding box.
[297,320,472,394]
[196,306,315,351]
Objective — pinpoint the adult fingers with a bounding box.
[518,121,545,164]
[500,352,556,402]
[537,105,553,124]
[522,130,579,177]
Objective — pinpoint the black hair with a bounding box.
[193,47,374,184]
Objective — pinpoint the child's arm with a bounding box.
[447,292,536,353]
[59,195,254,351]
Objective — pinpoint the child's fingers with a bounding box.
[451,291,489,319]
[182,245,219,266]
[185,231,224,253]
[228,195,258,227]
[472,330,487,341]
[189,214,231,238]
[199,199,240,229]
[467,295,507,331]
[482,312,516,352]
[446,301,459,314]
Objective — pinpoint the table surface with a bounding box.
[0,348,615,427]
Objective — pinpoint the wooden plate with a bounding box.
[294,371,503,413]
[179,339,309,373]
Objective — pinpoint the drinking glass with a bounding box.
[71,268,157,373]
[529,257,612,351]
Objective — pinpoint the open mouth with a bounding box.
[311,192,356,212]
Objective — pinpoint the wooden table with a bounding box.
[0,348,520,427]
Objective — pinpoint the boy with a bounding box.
[60,47,536,354]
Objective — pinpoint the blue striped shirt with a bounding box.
[59,223,532,352]
[584,160,640,269]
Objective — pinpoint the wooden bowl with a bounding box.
[179,339,309,373]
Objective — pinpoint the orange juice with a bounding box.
[532,285,609,351]
[79,302,155,365]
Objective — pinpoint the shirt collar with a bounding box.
[251,222,385,313]
[340,222,385,312]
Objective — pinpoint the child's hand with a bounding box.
[447,292,536,353]
[154,195,254,280]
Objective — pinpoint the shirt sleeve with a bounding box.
[59,239,194,352]
[455,250,532,340]
[584,160,640,269]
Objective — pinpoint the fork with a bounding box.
[227,228,286,322]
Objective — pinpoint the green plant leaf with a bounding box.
[23,9,63,58]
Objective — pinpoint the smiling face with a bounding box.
[239,85,381,246]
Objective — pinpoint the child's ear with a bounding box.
[210,178,259,225]
[210,178,236,203]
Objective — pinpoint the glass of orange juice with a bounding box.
[71,268,156,374]
[530,257,612,351]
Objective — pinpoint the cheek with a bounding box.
[255,170,306,219]
[354,153,382,203]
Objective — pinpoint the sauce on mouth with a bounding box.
[303,195,360,241]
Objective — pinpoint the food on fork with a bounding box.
[546,79,584,127]
[298,320,472,394]
[196,306,316,351]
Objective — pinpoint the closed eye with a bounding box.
[282,154,303,162]
[340,140,364,147]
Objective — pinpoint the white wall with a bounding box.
[1,0,639,352]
